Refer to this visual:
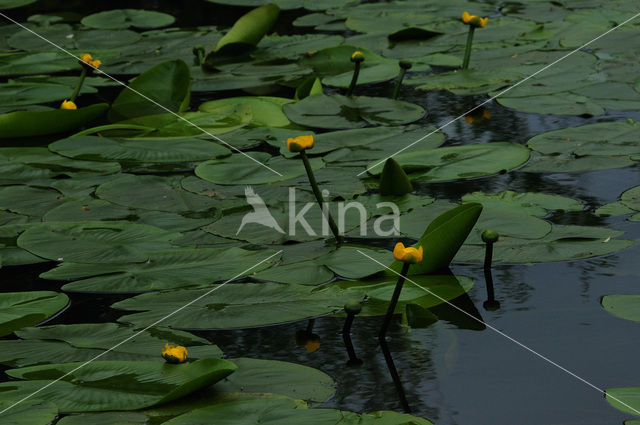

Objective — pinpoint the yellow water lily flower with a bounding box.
[393,242,423,264]
[162,343,188,363]
[350,50,365,62]
[80,53,102,69]
[60,100,77,110]
[287,135,314,152]
[462,11,488,28]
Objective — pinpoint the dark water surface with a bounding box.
[1,1,640,425]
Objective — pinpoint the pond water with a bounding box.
[1,1,639,424]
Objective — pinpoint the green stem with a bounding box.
[300,150,343,244]
[392,68,407,100]
[346,61,361,96]
[69,67,87,102]
[462,25,475,70]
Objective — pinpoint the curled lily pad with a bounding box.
[1,358,237,412]
[283,94,425,129]
[0,291,69,337]
[0,104,109,138]
[114,283,365,329]
[81,9,175,30]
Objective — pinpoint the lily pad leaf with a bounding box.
[196,151,324,184]
[204,4,280,69]
[199,96,293,128]
[109,60,190,122]
[601,294,640,322]
[605,387,640,416]
[0,291,69,337]
[497,94,604,116]
[17,221,180,264]
[283,94,425,129]
[0,399,57,425]
[1,358,237,412]
[114,283,365,329]
[0,103,108,138]
[81,9,175,30]
[42,248,279,293]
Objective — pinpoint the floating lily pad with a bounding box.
[81,9,175,30]
[42,248,279,293]
[0,323,222,367]
[196,151,324,184]
[0,52,76,76]
[454,225,634,263]
[17,221,180,263]
[497,94,604,116]
[367,142,530,182]
[50,135,230,163]
[114,283,364,329]
[0,399,57,425]
[199,96,293,128]
[283,94,425,129]
[1,358,237,412]
[8,25,141,51]
[601,295,640,322]
[0,291,69,337]
[605,387,640,416]
[254,260,334,285]
[523,120,640,172]
[0,0,37,9]
[0,82,95,108]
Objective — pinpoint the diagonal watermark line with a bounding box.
[356,250,640,415]
[0,250,282,415]
[0,12,283,177]
[359,11,640,176]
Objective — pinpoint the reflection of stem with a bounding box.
[306,318,315,333]
[379,262,410,340]
[300,151,343,244]
[462,26,475,70]
[342,313,362,366]
[380,335,411,413]
[483,241,500,310]
[69,67,87,102]
[347,60,361,96]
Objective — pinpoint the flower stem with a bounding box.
[69,67,87,102]
[392,61,411,100]
[378,262,410,342]
[462,25,475,70]
[300,150,343,244]
[346,61,361,96]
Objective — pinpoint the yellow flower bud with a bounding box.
[162,343,188,363]
[461,11,488,28]
[287,135,314,153]
[60,100,77,110]
[350,50,365,62]
[80,53,102,69]
[393,242,423,264]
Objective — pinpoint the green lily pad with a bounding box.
[0,82,95,108]
[7,25,141,51]
[57,412,148,425]
[497,94,604,116]
[114,283,364,329]
[1,358,237,412]
[50,135,230,163]
[0,0,37,9]
[0,400,57,425]
[0,323,222,367]
[199,96,293,128]
[195,151,324,184]
[283,94,425,129]
[0,291,69,337]
[81,9,175,29]
[42,247,279,293]
[367,142,530,182]
[17,221,180,263]
[601,294,640,322]
[299,45,399,88]
[455,225,634,263]
[216,358,335,405]
[0,103,109,138]
[109,59,191,122]
[253,33,344,61]
[621,185,640,210]
[254,260,334,285]
[523,120,640,172]
[605,387,640,416]
[0,52,76,76]
[572,82,640,110]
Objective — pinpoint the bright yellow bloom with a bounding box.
[351,50,365,62]
[393,242,423,264]
[462,11,488,28]
[287,135,314,152]
[162,343,188,363]
[80,53,102,69]
[60,100,77,110]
